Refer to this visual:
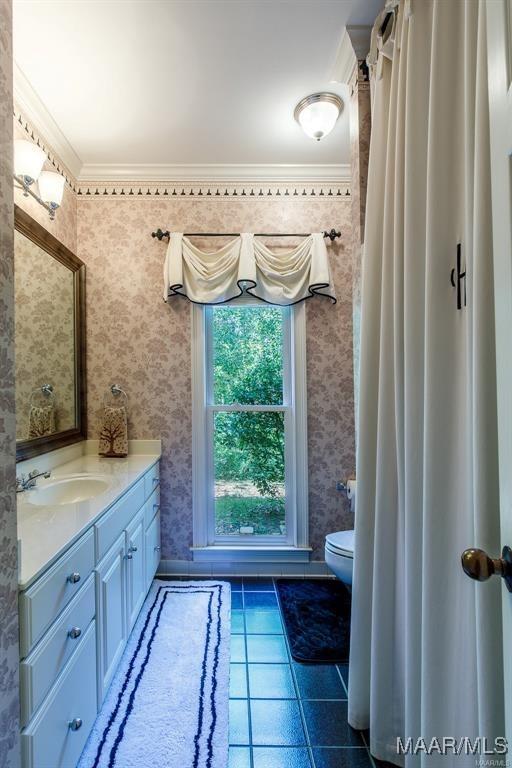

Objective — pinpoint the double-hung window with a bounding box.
[192,298,309,558]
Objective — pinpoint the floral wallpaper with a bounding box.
[11,108,358,563]
[0,1,20,764]
[77,194,355,560]
[14,230,76,440]
[350,64,372,444]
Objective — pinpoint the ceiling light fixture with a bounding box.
[13,139,65,220]
[294,92,344,141]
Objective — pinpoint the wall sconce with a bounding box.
[14,139,65,220]
[294,93,344,141]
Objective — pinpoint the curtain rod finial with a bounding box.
[324,229,341,242]
[152,228,170,241]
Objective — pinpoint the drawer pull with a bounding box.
[154,546,161,552]
[67,572,81,584]
[68,718,83,731]
[129,544,138,553]
[125,553,133,560]
[68,627,82,640]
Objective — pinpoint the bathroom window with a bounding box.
[192,298,308,553]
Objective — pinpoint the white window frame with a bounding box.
[191,298,309,561]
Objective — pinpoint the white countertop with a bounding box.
[17,451,160,590]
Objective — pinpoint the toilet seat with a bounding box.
[325,530,354,557]
[325,530,354,586]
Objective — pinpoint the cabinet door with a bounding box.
[95,533,127,705]
[125,507,146,632]
[145,510,161,591]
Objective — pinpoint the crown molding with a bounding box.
[330,25,372,85]
[78,163,351,183]
[13,62,83,179]
[13,65,349,185]
[330,28,357,85]
[346,25,373,62]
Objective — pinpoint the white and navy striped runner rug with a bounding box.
[78,581,230,768]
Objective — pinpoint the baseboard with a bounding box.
[157,559,333,578]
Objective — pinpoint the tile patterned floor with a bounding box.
[224,577,376,768]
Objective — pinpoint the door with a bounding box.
[487,0,512,741]
[125,507,145,631]
[95,533,127,704]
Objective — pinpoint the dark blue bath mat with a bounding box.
[275,579,351,663]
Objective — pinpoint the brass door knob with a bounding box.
[461,545,512,592]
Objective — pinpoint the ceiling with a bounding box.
[13,0,381,179]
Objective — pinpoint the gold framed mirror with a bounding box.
[14,205,86,460]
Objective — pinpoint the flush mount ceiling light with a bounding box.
[294,92,344,141]
[13,139,65,220]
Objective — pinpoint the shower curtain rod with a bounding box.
[151,228,342,242]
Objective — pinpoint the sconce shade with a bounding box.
[294,93,343,141]
[38,171,65,207]
[14,139,46,182]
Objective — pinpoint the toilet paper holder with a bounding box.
[336,478,356,496]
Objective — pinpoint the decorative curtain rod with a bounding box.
[151,228,342,242]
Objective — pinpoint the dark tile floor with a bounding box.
[225,577,376,768]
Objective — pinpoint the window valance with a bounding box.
[163,233,336,306]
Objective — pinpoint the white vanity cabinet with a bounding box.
[126,506,146,632]
[144,485,161,591]
[22,622,98,768]
[95,531,128,703]
[19,530,95,659]
[146,506,161,590]
[19,458,161,768]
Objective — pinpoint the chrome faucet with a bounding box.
[16,469,51,493]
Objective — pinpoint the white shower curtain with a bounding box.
[349,1,505,765]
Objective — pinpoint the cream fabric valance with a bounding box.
[163,233,336,306]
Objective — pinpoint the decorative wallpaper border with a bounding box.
[76,184,352,198]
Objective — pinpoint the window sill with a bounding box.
[190,546,312,563]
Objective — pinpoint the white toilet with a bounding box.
[325,529,354,585]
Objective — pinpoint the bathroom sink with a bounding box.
[25,475,111,506]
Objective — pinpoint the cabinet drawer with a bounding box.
[144,486,160,530]
[95,477,144,562]
[145,510,161,590]
[21,621,97,768]
[20,575,95,727]
[19,530,95,657]
[144,462,160,500]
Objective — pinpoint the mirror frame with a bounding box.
[15,205,87,461]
